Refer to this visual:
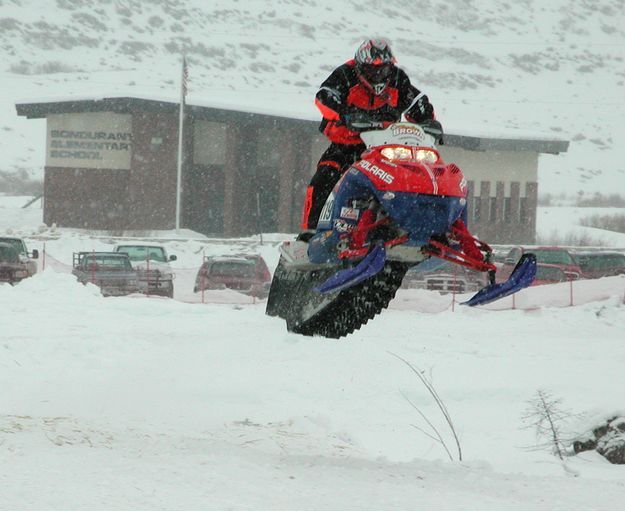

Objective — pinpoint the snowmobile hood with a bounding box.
[377,191,466,245]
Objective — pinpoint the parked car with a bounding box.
[402,258,488,294]
[194,254,272,298]
[0,242,32,285]
[574,251,625,279]
[531,263,569,286]
[72,252,139,297]
[498,246,582,283]
[0,236,38,277]
[114,244,176,298]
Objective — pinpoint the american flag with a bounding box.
[181,56,189,99]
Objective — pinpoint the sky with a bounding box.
[2,195,625,510]
[0,0,624,197]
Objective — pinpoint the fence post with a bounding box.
[201,250,205,304]
[42,241,46,271]
[569,277,574,307]
[512,292,516,310]
[146,252,150,298]
[451,263,457,312]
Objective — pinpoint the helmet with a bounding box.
[354,38,396,86]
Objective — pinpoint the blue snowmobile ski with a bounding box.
[462,253,537,307]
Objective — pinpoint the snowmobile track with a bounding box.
[280,261,410,339]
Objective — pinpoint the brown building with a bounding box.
[16,96,568,243]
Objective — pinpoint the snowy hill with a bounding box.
[0,0,624,196]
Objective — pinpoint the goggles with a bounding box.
[360,63,393,83]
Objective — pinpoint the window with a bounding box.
[536,266,565,282]
[0,238,26,256]
[503,197,511,223]
[209,261,255,279]
[489,197,497,223]
[0,245,19,263]
[257,128,284,167]
[117,246,167,263]
[533,249,575,265]
[506,248,522,264]
[519,197,528,223]
[473,197,482,222]
[193,121,227,165]
[83,255,132,270]
[503,197,520,223]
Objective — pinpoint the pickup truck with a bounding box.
[113,244,176,298]
[0,236,38,278]
[72,252,140,297]
[497,246,582,283]
[0,242,32,285]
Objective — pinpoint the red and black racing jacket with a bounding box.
[315,59,435,145]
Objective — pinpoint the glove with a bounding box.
[405,94,434,123]
[420,119,444,145]
[342,112,384,132]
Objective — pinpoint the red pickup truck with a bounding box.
[498,246,582,283]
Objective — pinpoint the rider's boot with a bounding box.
[298,165,344,240]
[296,230,316,242]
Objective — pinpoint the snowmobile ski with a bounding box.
[462,253,537,307]
[314,245,386,294]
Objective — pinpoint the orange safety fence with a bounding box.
[37,245,625,311]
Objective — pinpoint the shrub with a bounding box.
[579,214,625,234]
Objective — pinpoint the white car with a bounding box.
[113,244,176,298]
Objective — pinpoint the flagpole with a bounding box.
[175,55,186,232]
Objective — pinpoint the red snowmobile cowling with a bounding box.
[352,144,468,197]
[265,122,537,339]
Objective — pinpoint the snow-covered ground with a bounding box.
[2,196,625,510]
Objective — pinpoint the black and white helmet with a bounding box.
[354,38,397,89]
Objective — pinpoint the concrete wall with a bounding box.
[440,146,538,243]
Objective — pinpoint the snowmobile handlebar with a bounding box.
[343,114,444,143]
[342,113,388,132]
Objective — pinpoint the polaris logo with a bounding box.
[357,160,394,184]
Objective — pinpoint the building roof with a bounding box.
[15,96,569,155]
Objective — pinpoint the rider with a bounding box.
[300,38,438,236]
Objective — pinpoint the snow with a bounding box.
[2,3,625,505]
[537,207,625,247]
[2,196,625,510]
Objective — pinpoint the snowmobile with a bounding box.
[266,120,536,338]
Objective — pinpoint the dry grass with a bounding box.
[579,214,625,234]
[536,229,607,247]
